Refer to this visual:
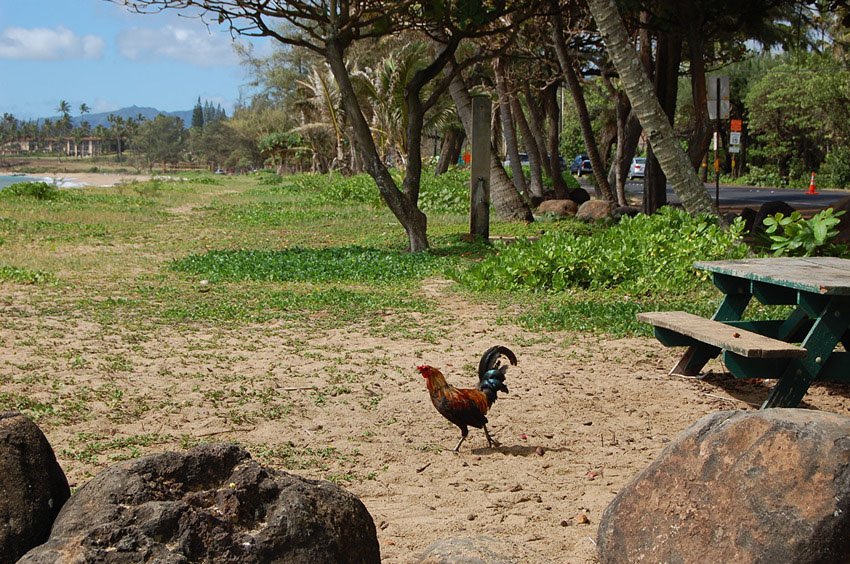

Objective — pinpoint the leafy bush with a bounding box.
[2,182,59,200]
[419,169,470,214]
[820,147,850,189]
[737,165,785,188]
[452,207,751,294]
[763,208,847,257]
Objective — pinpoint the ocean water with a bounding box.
[0,174,40,189]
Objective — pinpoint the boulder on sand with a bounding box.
[20,443,380,564]
[597,409,850,564]
[0,412,70,564]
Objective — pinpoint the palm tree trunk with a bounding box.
[448,63,533,222]
[494,57,529,197]
[511,94,546,200]
[436,127,464,175]
[585,0,718,217]
[543,84,569,199]
[550,9,616,203]
[522,85,553,180]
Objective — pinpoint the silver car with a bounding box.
[629,157,646,179]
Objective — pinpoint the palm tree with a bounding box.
[56,100,71,119]
[584,0,717,216]
[359,42,456,168]
[295,63,346,171]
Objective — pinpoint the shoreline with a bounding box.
[5,171,153,187]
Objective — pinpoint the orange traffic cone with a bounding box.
[807,172,818,195]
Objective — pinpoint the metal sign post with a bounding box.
[707,76,730,207]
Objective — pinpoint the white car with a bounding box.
[502,153,529,169]
[629,157,646,179]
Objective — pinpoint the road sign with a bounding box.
[707,76,730,120]
[730,119,743,132]
[730,132,742,145]
[729,145,741,153]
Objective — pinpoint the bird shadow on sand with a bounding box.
[469,444,571,457]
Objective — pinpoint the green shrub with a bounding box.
[0,265,52,284]
[2,182,59,200]
[738,165,785,188]
[820,147,850,189]
[452,207,750,294]
[763,208,848,257]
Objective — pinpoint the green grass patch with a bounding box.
[80,282,432,325]
[0,265,53,284]
[171,246,450,284]
[517,292,718,337]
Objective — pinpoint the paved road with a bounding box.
[622,180,849,211]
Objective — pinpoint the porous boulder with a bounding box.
[576,199,615,221]
[597,409,850,564]
[19,443,380,564]
[536,199,578,217]
[0,411,70,564]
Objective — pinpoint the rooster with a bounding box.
[417,346,517,452]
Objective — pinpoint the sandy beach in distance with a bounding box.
[27,172,153,187]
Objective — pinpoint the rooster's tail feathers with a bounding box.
[477,346,516,404]
[478,346,517,381]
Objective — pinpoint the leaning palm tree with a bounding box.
[584,0,717,216]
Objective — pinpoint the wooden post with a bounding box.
[470,95,491,240]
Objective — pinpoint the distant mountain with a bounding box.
[38,106,194,129]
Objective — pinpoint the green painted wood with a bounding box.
[713,293,751,321]
[712,272,751,295]
[723,353,791,380]
[751,281,798,305]
[763,297,850,408]
[695,258,850,296]
[812,352,850,382]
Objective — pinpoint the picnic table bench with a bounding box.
[639,257,850,408]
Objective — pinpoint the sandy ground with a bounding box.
[3,277,850,562]
[19,172,153,187]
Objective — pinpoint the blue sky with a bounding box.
[0,0,269,119]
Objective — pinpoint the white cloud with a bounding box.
[0,26,104,60]
[117,25,239,67]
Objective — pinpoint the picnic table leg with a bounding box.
[670,293,752,377]
[670,344,721,376]
[762,297,849,408]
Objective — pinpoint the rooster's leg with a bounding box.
[483,425,501,448]
[453,427,469,452]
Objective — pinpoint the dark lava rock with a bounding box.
[0,412,70,564]
[20,443,380,563]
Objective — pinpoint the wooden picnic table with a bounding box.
[638,257,850,408]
